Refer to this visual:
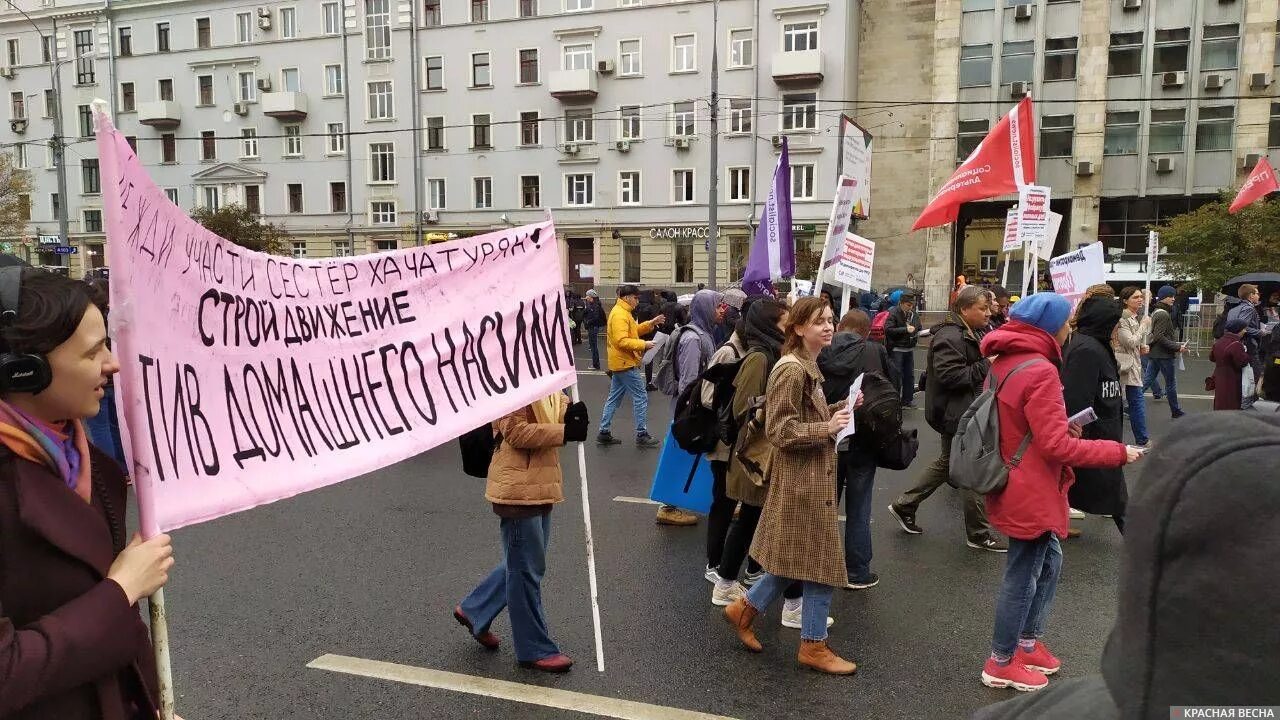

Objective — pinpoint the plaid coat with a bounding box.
[750,354,847,588]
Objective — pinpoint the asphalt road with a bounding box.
[160,348,1213,720]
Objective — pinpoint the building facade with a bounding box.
[1,0,862,294]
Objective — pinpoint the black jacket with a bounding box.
[973,411,1280,719]
[1061,321,1126,515]
[883,305,920,351]
[923,314,990,436]
[818,332,899,403]
[583,300,606,330]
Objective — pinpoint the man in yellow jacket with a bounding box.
[598,285,665,449]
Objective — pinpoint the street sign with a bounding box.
[53,245,78,255]
[38,234,61,246]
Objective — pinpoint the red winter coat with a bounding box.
[979,321,1129,540]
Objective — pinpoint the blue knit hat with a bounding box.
[889,289,903,304]
[1157,285,1176,300]
[1009,292,1072,335]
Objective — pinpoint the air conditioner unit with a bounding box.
[258,15,272,30]
[1009,81,1030,97]
[770,134,784,148]
[1204,74,1226,90]
[562,142,580,155]
[9,118,28,133]
[0,67,13,79]
[1250,72,1271,90]
[597,59,615,74]
[673,137,691,149]
[1161,71,1185,88]
[1154,157,1176,174]
[256,77,272,91]
[257,6,271,17]
[1121,0,1141,9]
[615,140,631,152]
[232,102,249,115]
[422,210,439,223]
[1241,152,1263,170]
[1075,160,1094,177]
[1013,3,1033,20]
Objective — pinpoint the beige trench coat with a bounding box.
[1113,310,1148,388]
[749,354,847,588]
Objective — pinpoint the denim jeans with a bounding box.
[838,450,877,582]
[460,513,560,663]
[895,432,992,542]
[1124,384,1148,445]
[1141,355,1163,397]
[894,350,915,405]
[746,573,835,641]
[599,367,649,437]
[587,329,601,369]
[1142,357,1182,414]
[990,533,1062,660]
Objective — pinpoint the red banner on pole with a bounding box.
[1228,156,1278,214]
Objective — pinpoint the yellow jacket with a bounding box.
[607,301,657,371]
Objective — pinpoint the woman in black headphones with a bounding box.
[0,267,174,719]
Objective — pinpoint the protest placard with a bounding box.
[1048,242,1106,310]
[1016,185,1051,251]
[1002,209,1021,253]
[817,175,858,282]
[831,233,876,292]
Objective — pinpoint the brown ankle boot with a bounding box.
[798,639,857,675]
[723,597,763,652]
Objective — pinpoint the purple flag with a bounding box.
[742,137,795,296]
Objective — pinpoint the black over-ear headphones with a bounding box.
[0,266,54,395]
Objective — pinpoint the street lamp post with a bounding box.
[706,0,720,290]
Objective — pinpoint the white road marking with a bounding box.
[308,654,740,720]
[612,496,660,505]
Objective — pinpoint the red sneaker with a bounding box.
[519,653,574,673]
[453,606,500,650]
[1016,641,1061,675]
[981,658,1048,692]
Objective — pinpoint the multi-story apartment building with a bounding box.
[1,0,862,294]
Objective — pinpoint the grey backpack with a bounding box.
[949,358,1045,495]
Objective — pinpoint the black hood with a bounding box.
[818,332,869,378]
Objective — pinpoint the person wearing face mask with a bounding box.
[598,285,666,448]
[0,268,174,719]
[1114,287,1151,447]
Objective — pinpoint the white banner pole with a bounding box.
[1001,253,1010,288]
[149,589,175,720]
[570,382,606,673]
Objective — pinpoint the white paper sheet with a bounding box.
[643,331,670,366]
[835,373,864,448]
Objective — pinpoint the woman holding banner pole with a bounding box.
[0,267,174,719]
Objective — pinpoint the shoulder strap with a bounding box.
[988,357,1046,393]
[990,358,1046,470]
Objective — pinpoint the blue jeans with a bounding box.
[1142,357,1181,414]
[460,513,560,663]
[587,329,601,369]
[839,450,877,582]
[599,367,649,437]
[1125,385,1148,445]
[894,350,915,404]
[745,573,835,641]
[1141,356,1163,397]
[991,533,1062,660]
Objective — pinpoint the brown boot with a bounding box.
[723,597,763,652]
[798,639,857,675]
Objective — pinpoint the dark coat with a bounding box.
[923,315,990,436]
[583,300,606,330]
[818,332,897,448]
[1210,334,1250,411]
[1061,330,1127,516]
[882,304,920,351]
[0,446,159,720]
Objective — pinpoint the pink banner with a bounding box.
[95,112,576,533]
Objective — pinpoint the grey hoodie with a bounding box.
[674,289,724,396]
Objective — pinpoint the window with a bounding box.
[245,185,261,214]
[197,74,214,105]
[619,171,641,204]
[116,82,135,112]
[566,173,593,206]
[424,56,444,89]
[1099,197,1215,253]
[519,49,539,84]
[283,124,302,156]
[957,119,989,160]
[375,238,398,251]
[426,116,446,150]
[564,44,593,71]
[673,101,695,137]
[790,164,814,200]
[327,122,346,154]
[520,0,538,18]
[471,52,491,87]
[323,3,342,35]
[238,72,255,102]
[729,98,752,133]
[1044,37,1077,81]
[729,29,754,68]
[672,34,696,72]
[4,39,15,67]
[1195,106,1234,151]
[672,169,695,204]
[673,240,694,283]
[472,113,492,148]
[1103,111,1139,155]
[161,133,176,162]
[81,159,100,194]
[1153,28,1189,73]
[325,65,344,95]
[620,105,640,139]
[424,0,441,27]
[565,0,592,10]
[1039,115,1073,157]
[77,105,92,138]
[473,177,493,208]
[1108,32,1142,76]
[471,0,489,22]
[728,166,750,202]
[41,35,53,63]
[50,193,59,217]
[7,92,23,120]
[156,22,170,52]
[196,17,211,48]
[566,109,593,142]
[118,27,133,56]
[619,39,641,76]
[621,237,641,283]
[292,241,307,258]
[125,136,137,152]
[74,30,94,84]
[334,240,353,257]
[979,250,998,273]
[1270,103,1280,148]
[287,183,303,213]
[621,0,640,6]
[241,128,258,158]
[783,21,818,52]
[1149,108,1186,152]
[44,89,55,118]
[83,209,103,233]
[164,187,179,205]
[370,201,397,224]
[158,78,174,101]
[12,143,26,169]
[281,67,300,93]
[365,0,391,59]
[1002,40,1034,84]
[781,93,816,131]
[956,44,993,88]
[279,8,297,39]
[1201,24,1239,71]
[200,130,217,161]
[521,111,540,145]
[369,142,395,182]
[427,178,446,208]
[367,81,393,119]
[521,175,541,208]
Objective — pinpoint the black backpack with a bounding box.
[459,423,499,478]
[672,356,743,455]
[850,348,919,470]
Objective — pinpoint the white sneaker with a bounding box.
[780,601,835,629]
[742,569,766,587]
[1068,508,1086,520]
[711,581,746,607]
[704,565,722,584]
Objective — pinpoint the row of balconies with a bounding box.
[550,49,824,100]
[137,91,306,127]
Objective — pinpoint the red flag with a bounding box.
[912,97,1037,230]
[1228,156,1278,214]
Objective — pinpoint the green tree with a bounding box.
[190,203,288,255]
[1150,194,1280,293]
[0,151,33,240]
